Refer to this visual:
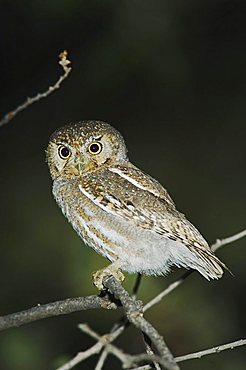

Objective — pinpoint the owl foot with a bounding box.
[93,262,125,290]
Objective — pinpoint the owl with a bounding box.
[46,120,225,289]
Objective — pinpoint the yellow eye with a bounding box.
[88,142,103,155]
[58,145,71,159]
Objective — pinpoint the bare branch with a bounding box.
[211,228,246,252]
[175,338,246,363]
[0,50,72,128]
[0,295,117,332]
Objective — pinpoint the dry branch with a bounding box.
[0,50,71,127]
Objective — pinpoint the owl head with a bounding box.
[46,120,128,180]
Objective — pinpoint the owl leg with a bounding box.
[92,260,125,290]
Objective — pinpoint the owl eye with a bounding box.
[88,142,103,154]
[58,145,71,159]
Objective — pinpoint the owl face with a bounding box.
[47,120,128,179]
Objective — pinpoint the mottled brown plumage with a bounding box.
[47,120,225,289]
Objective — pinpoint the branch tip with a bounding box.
[0,50,72,128]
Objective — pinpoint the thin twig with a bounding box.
[131,338,246,369]
[56,341,104,370]
[143,271,192,313]
[0,50,71,127]
[94,348,108,370]
[211,228,246,252]
[175,338,246,362]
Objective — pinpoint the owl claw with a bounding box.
[93,263,125,290]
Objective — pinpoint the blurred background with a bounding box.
[0,0,246,369]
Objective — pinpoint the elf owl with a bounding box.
[46,120,225,289]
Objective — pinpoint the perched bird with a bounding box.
[47,120,225,289]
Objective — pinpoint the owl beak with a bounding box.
[75,160,85,175]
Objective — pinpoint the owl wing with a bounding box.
[78,164,225,277]
[79,165,204,247]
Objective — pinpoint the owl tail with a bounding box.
[187,246,231,280]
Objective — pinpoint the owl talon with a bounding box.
[93,265,125,291]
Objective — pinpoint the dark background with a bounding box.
[0,1,246,369]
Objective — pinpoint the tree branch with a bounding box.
[0,50,71,128]
[103,275,179,370]
[0,295,116,331]
[94,274,142,369]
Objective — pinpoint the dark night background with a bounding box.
[0,1,246,369]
